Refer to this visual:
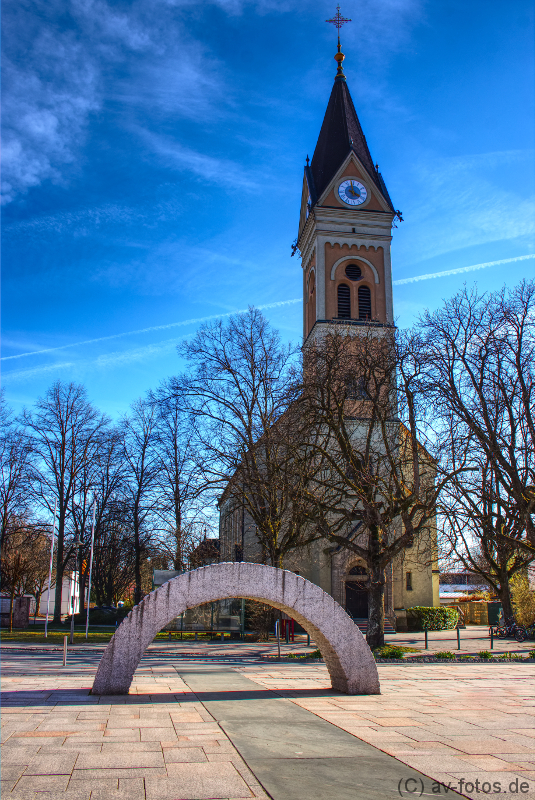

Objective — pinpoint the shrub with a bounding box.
[479,650,493,660]
[288,648,322,660]
[528,649,535,659]
[65,606,130,626]
[510,574,535,626]
[497,652,524,661]
[435,651,456,660]
[374,645,406,659]
[407,606,459,631]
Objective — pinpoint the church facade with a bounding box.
[219,40,439,628]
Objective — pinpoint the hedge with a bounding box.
[407,606,459,631]
[65,607,131,626]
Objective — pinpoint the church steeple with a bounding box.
[308,6,393,209]
[298,16,397,341]
[310,80,392,207]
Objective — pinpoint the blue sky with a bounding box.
[3,0,534,419]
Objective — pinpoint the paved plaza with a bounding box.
[1,646,534,800]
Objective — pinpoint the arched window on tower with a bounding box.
[337,284,351,318]
[358,285,372,320]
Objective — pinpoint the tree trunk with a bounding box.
[9,591,15,633]
[53,514,65,624]
[133,510,142,606]
[497,573,515,622]
[366,565,386,649]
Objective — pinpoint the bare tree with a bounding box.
[439,452,534,620]
[23,382,109,622]
[91,500,137,606]
[171,308,320,568]
[151,386,207,571]
[121,398,160,604]
[419,281,535,617]
[70,427,126,612]
[300,327,445,648]
[1,519,48,631]
[0,393,33,563]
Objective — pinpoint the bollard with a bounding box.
[168,631,172,640]
[424,628,428,650]
[285,622,290,645]
[457,627,461,651]
[490,628,494,650]
[63,635,68,667]
[195,632,198,642]
[275,620,281,660]
[307,633,310,647]
[221,632,224,642]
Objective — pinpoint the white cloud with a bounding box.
[395,150,535,266]
[1,29,100,204]
[138,131,260,191]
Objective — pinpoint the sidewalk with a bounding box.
[239,661,535,800]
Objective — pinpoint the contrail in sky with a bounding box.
[1,298,302,362]
[393,254,535,285]
[4,254,534,363]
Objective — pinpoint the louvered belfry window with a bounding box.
[358,285,372,320]
[337,284,351,318]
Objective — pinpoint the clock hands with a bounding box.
[347,181,360,198]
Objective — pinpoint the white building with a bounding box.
[38,572,86,617]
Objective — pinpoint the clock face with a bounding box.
[338,179,368,206]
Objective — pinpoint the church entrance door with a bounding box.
[345,566,369,618]
[345,583,368,617]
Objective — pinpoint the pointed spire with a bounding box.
[310,77,394,209]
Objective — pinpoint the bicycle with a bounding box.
[495,617,527,643]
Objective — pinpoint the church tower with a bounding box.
[297,25,398,343]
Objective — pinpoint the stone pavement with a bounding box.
[238,661,535,800]
[1,650,534,800]
[1,652,267,800]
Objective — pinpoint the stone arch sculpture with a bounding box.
[91,562,380,696]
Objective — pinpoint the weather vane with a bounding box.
[326,6,351,79]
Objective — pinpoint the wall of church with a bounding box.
[392,528,440,613]
[305,256,316,337]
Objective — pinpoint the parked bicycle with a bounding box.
[524,622,535,641]
[492,617,527,643]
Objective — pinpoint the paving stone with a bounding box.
[72,767,167,779]
[90,777,147,800]
[100,741,161,752]
[0,745,41,763]
[75,750,164,769]
[147,762,252,799]
[163,747,208,763]
[24,754,77,775]
[139,727,178,742]
[10,774,70,794]
[0,765,27,782]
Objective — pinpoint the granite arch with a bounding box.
[91,562,380,696]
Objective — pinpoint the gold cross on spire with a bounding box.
[326,6,351,80]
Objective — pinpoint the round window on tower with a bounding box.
[345,264,362,281]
